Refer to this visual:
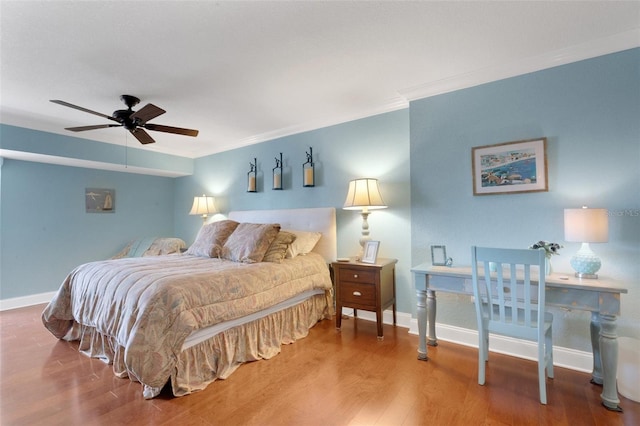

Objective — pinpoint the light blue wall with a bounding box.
[0,159,177,299]
[174,110,414,313]
[410,48,640,350]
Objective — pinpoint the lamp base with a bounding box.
[356,210,371,261]
[575,272,599,279]
[570,242,601,280]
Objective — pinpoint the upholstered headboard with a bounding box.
[228,207,337,262]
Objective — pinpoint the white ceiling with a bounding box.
[1,1,639,159]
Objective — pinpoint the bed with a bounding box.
[42,207,336,399]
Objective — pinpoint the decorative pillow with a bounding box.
[283,229,322,258]
[144,238,186,256]
[185,220,239,258]
[262,231,297,263]
[221,223,281,263]
[111,237,186,259]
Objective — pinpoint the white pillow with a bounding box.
[283,229,322,258]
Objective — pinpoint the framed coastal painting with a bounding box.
[472,138,548,195]
[85,188,115,213]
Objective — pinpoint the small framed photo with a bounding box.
[86,188,115,213]
[361,241,380,264]
[431,245,447,266]
[472,137,548,196]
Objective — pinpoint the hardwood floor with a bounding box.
[1,304,638,425]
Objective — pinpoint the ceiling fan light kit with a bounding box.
[50,94,199,145]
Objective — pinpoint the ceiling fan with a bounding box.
[50,95,199,145]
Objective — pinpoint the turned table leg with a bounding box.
[599,314,623,412]
[416,289,428,360]
[427,289,438,347]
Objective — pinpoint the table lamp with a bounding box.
[564,207,608,279]
[190,195,217,223]
[343,178,387,258]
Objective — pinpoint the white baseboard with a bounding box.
[2,294,593,374]
[340,308,414,330]
[0,291,56,311]
[406,318,593,373]
[340,309,593,374]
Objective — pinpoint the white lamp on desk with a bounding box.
[564,206,608,279]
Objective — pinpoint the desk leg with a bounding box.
[599,314,622,412]
[416,289,428,360]
[427,290,438,347]
[589,312,603,385]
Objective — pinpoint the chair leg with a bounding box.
[538,343,547,404]
[483,331,489,361]
[478,327,487,385]
[546,327,554,379]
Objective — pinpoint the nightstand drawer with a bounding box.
[339,282,376,305]
[338,268,376,284]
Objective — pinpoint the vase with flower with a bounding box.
[529,240,562,275]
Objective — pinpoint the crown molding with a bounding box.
[399,29,640,102]
[0,149,191,177]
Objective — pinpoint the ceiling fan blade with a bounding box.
[50,100,118,122]
[65,124,122,132]
[130,103,165,124]
[130,128,155,145]
[144,123,199,137]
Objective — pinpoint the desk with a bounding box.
[411,263,628,411]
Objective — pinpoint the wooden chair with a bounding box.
[471,246,554,404]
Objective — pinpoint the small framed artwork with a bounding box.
[431,245,447,266]
[472,137,548,196]
[361,241,380,264]
[86,188,115,213]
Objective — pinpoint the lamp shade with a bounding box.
[190,195,217,217]
[343,178,387,210]
[564,207,609,243]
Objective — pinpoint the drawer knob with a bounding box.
[353,274,358,278]
[353,291,362,296]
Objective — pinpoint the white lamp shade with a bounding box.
[190,195,217,216]
[343,178,387,210]
[564,208,608,243]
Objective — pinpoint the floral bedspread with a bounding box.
[42,253,332,390]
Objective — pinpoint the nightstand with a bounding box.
[332,258,397,339]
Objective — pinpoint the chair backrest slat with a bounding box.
[509,263,517,324]
[523,264,531,326]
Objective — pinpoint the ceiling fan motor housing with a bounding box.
[112,109,137,130]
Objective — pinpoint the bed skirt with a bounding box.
[68,293,332,398]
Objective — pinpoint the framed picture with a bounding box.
[431,245,447,266]
[472,138,548,196]
[361,241,380,264]
[86,188,115,213]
